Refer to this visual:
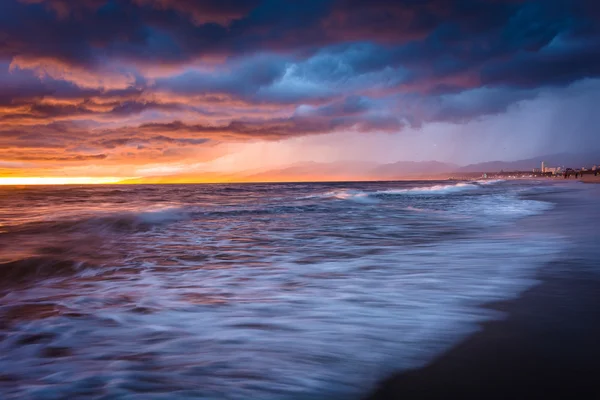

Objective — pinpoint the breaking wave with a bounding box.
[309,181,500,202]
[377,182,480,196]
[7,207,191,235]
[475,179,506,185]
[321,189,379,203]
[450,195,554,223]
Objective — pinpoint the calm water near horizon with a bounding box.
[0,180,584,399]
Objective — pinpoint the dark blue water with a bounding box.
[0,180,577,399]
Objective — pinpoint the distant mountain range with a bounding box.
[119,152,600,183]
[371,161,459,178]
[241,161,379,182]
[242,160,458,182]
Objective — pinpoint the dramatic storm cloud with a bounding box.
[0,0,599,179]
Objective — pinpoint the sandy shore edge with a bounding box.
[364,185,600,400]
[581,174,600,183]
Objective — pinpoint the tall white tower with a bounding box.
[541,161,545,173]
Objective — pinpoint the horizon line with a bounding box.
[0,173,541,186]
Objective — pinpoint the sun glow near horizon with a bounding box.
[0,177,131,185]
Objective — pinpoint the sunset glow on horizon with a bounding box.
[0,177,130,185]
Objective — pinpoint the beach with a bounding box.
[581,174,600,183]
[366,182,600,400]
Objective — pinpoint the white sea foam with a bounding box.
[320,189,379,203]
[453,194,554,222]
[404,206,429,212]
[475,179,506,185]
[2,232,562,400]
[309,181,499,203]
[377,182,479,195]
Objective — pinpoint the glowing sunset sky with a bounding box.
[1,0,599,183]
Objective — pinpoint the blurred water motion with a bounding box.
[0,180,569,398]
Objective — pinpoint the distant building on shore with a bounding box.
[540,161,563,175]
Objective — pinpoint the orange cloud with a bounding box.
[10,56,136,90]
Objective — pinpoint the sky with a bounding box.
[0,0,599,183]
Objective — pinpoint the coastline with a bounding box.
[365,183,600,400]
[581,174,600,183]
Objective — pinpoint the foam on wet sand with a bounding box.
[366,182,600,400]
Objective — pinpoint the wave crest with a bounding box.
[10,207,190,235]
[325,189,378,203]
[377,182,479,196]
[475,179,506,185]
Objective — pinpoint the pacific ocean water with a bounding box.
[0,180,573,399]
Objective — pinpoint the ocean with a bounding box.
[0,180,580,399]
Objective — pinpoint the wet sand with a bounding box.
[581,174,600,183]
[366,183,600,400]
